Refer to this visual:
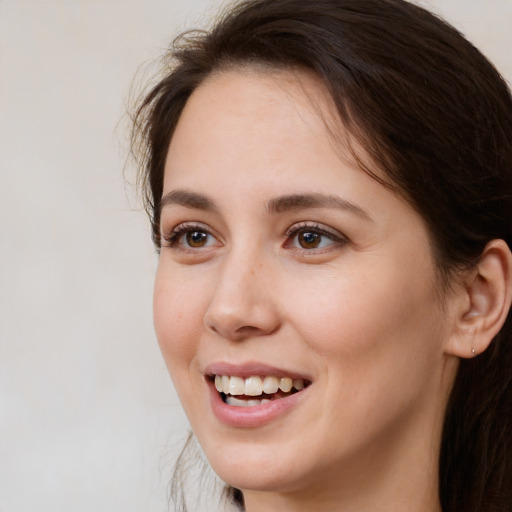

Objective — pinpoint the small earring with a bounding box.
[471,348,478,357]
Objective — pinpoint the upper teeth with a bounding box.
[214,375,305,396]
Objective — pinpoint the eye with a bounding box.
[285,223,346,251]
[184,230,211,248]
[162,223,219,250]
[295,231,326,249]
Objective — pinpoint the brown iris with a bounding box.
[298,231,321,249]
[186,231,208,247]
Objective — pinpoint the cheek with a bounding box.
[280,264,445,458]
[319,253,437,342]
[286,256,443,392]
[153,266,205,370]
[153,268,213,428]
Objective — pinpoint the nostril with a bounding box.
[204,319,219,334]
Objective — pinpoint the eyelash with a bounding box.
[161,221,347,252]
[161,222,216,249]
[284,222,347,252]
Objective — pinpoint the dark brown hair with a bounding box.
[131,1,512,510]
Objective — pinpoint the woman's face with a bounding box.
[154,69,457,499]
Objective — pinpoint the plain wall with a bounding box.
[1,1,511,511]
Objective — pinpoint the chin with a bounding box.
[202,439,317,494]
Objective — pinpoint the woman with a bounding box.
[131,0,512,510]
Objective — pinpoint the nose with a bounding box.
[203,253,281,341]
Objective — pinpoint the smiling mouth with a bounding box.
[212,375,310,407]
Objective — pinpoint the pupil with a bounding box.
[187,231,207,247]
[299,231,320,248]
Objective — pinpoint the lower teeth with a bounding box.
[225,396,272,407]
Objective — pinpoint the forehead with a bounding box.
[164,67,357,186]
[163,67,419,222]
[197,66,338,124]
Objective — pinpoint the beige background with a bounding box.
[1,1,511,511]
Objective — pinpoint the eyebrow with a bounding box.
[159,190,218,214]
[267,193,372,221]
[159,189,371,221]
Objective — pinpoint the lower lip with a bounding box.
[208,380,308,428]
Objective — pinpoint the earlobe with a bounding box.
[445,239,512,359]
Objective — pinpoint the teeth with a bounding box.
[279,377,293,392]
[262,376,279,394]
[221,375,230,394]
[229,376,245,396]
[214,375,305,396]
[293,379,304,391]
[225,396,272,407]
[244,376,263,396]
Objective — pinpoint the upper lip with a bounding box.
[204,361,312,381]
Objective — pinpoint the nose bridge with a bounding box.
[204,241,278,340]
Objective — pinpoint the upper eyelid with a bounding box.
[173,221,210,230]
[285,222,346,240]
[161,220,347,245]
[161,221,218,245]
[163,221,212,235]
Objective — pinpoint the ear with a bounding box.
[445,239,512,359]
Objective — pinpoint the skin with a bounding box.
[154,69,462,512]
